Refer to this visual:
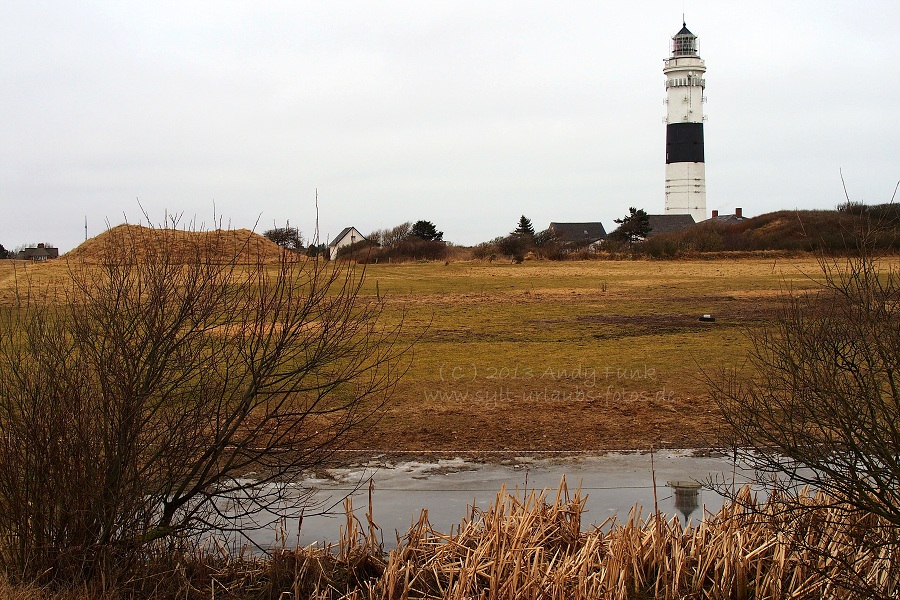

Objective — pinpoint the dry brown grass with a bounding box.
[263,484,898,599]
[5,483,891,599]
[4,239,896,454]
[0,225,288,305]
[0,580,91,600]
[64,224,287,264]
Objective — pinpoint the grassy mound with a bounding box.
[63,224,288,264]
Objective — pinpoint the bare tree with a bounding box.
[263,225,304,251]
[0,222,409,585]
[368,222,412,248]
[707,244,900,598]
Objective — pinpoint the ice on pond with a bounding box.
[235,450,756,551]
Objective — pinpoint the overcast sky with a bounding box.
[2,1,898,252]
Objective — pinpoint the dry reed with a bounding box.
[271,480,897,600]
[3,482,895,599]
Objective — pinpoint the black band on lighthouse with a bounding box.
[665,122,705,164]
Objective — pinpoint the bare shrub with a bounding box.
[345,238,448,263]
[0,223,409,587]
[638,221,726,258]
[472,239,500,261]
[262,225,304,251]
[707,241,900,599]
[366,222,411,248]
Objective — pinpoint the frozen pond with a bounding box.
[240,450,754,551]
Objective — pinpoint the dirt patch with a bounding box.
[578,314,722,339]
[358,393,725,460]
[573,305,776,338]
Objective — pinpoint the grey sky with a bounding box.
[2,1,898,252]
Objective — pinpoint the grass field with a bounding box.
[346,257,827,455]
[0,255,833,455]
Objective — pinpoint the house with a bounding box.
[327,227,366,260]
[548,222,607,245]
[15,243,59,261]
[645,214,696,237]
[707,207,747,223]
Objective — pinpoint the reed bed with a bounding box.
[3,482,896,599]
[271,480,897,600]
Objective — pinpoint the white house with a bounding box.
[328,227,366,260]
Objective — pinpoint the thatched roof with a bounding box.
[548,222,607,244]
[646,214,696,237]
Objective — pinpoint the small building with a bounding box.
[16,243,59,261]
[707,207,747,223]
[548,222,607,245]
[327,227,366,260]
[645,214,696,237]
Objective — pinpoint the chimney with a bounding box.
[38,243,45,248]
[711,210,719,218]
[735,207,743,218]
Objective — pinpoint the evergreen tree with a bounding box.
[513,215,535,238]
[411,220,443,241]
[610,207,652,244]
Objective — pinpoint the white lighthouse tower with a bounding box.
[663,22,706,222]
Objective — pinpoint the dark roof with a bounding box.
[646,214,696,236]
[548,222,607,243]
[676,23,695,37]
[328,227,366,247]
[708,214,747,223]
[16,246,59,260]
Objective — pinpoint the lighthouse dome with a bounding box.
[672,23,698,57]
[675,23,695,37]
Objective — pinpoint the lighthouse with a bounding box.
[663,23,706,222]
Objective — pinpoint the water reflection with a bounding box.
[667,480,702,523]
[238,451,755,551]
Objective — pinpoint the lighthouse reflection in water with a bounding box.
[668,480,703,523]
